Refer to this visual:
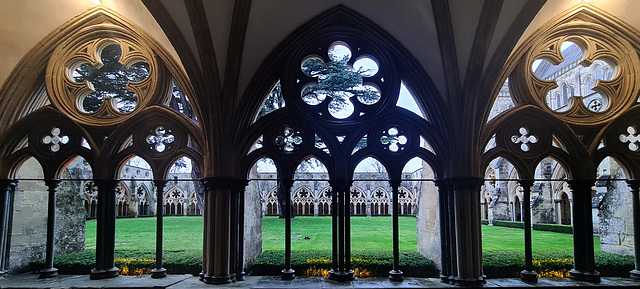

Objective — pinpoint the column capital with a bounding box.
[93,179,121,191]
[329,178,352,191]
[518,179,535,190]
[626,179,640,190]
[201,177,248,191]
[388,178,402,190]
[566,179,596,192]
[434,179,447,188]
[446,177,483,192]
[44,179,62,188]
[0,179,18,189]
[279,178,295,190]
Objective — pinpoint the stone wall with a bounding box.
[416,167,440,270]
[9,158,85,273]
[244,167,264,265]
[597,169,634,256]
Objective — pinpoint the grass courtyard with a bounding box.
[59,216,630,278]
[85,216,592,252]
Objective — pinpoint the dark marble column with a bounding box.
[90,179,120,280]
[234,179,249,281]
[0,179,16,278]
[151,180,167,278]
[389,178,403,281]
[449,177,484,286]
[519,180,537,283]
[626,180,640,280]
[202,177,236,284]
[328,178,354,282]
[280,178,295,280]
[39,179,61,278]
[567,179,600,283]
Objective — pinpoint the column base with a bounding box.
[439,274,450,283]
[203,273,232,284]
[151,267,166,278]
[520,270,538,283]
[230,273,237,282]
[453,277,484,287]
[199,271,204,282]
[389,270,403,282]
[90,267,119,280]
[631,270,640,280]
[281,269,295,280]
[38,267,58,279]
[236,271,246,281]
[570,269,600,283]
[329,270,354,281]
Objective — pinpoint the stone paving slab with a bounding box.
[1,274,640,289]
[0,273,192,289]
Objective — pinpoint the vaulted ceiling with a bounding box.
[3,0,640,110]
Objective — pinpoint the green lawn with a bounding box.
[85,216,592,253]
[262,216,417,251]
[481,225,599,251]
[85,217,203,251]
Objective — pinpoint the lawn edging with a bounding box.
[246,250,437,278]
[483,250,634,278]
[483,220,574,234]
[29,249,202,276]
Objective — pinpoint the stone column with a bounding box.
[234,179,249,281]
[280,178,295,280]
[90,179,120,280]
[567,179,600,283]
[626,180,640,280]
[229,183,238,282]
[519,180,537,283]
[389,178,403,281]
[449,177,484,286]
[39,179,61,278]
[0,179,17,277]
[202,177,236,284]
[434,180,452,283]
[328,178,354,281]
[151,180,167,278]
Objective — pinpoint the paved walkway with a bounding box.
[1,274,639,288]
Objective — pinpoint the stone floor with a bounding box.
[1,274,640,289]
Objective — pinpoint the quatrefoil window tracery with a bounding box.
[146,127,175,153]
[42,127,69,152]
[84,182,97,197]
[380,127,407,152]
[532,41,615,114]
[275,126,303,152]
[70,43,150,114]
[619,126,640,151]
[511,127,538,152]
[300,42,381,119]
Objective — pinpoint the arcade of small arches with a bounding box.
[261,182,417,217]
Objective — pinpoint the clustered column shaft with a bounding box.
[567,179,600,283]
[0,179,17,278]
[201,177,247,284]
[449,177,484,286]
[90,179,120,280]
[328,178,354,281]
